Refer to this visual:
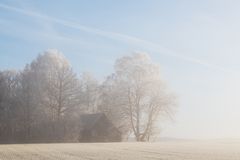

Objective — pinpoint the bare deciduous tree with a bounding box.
[30,50,81,122]
[102,53,176,141]
[0,51,176,143]
[0,70,20,142]
[28,50,82,140]
[80,72,99,113]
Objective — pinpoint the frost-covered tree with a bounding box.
[98,74,131,139]
[0,70,20,142]
[0,50,176,143]
[16,64,45,142]
[23,50,82,141]
[80,72,99,113]
[30,50,81,123]
[101,53,176,141]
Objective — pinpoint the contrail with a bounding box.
[0,3,236,74]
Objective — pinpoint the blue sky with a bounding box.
[1,0,240,139]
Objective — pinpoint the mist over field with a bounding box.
[1,0,240,159]
[1,141,240,160]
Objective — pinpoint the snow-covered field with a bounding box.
[0,140,240,160]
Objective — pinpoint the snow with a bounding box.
[0,141,240,160]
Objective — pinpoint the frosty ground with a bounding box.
[0,140,240,160]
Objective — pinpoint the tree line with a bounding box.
[0,50,175,143]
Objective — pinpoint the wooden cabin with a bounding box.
[78,113,121,142]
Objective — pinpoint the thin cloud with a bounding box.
[0,3,236,74]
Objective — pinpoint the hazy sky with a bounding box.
[1,0,240,139]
